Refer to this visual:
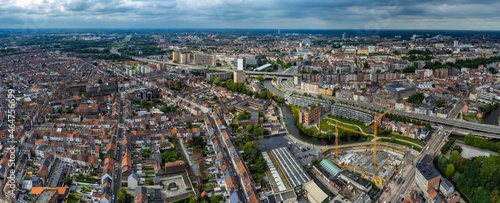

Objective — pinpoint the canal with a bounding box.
[264,79,364,145]
[483,106,500,126]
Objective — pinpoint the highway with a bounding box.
[272,67,500,138]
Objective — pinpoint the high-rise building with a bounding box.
[237,58,246,70]
[180,53,190,64]
[342,32,347,40]
[172,51,181,61]
[234,70,246,83]
[194,53,217,66]
[453,40,459,48]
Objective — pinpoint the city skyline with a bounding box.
[2,0,500,30]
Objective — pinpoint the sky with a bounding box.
[1,0,500,30]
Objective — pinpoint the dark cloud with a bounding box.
[0,0,499,29]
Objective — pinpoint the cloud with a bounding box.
[0,0,499,29]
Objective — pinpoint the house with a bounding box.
[135,187,148,203]
[128,173,139,190]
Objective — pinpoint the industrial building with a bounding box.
[385,83,417,99]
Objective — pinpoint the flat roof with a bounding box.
[258,136,289,152]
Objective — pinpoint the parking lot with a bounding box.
[286,141,324,166]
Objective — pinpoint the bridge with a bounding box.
[132,56,294,78]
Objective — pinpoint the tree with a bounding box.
[246,125,253,133]
[256,76,264,83]
[311,158,320,166]
[326,130,335,139]
[117,187,128,203]
[436,99,446,108]
[449,150,461,168]
[63,175,72,186]
[213,77,221,86]
[364,61,370,69]
[446,164,455,178]
[210,195,224,203]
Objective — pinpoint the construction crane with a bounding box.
[333,122,369,158]
[372,106,396,167]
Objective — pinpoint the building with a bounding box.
[234,70,246,83]
[285,94,331,112]
[415,163,441,193]
[439,179,454,197]
[385,83,417,99]
[331,104,374,125]
[237,58,246,70]
[303,180,329,203]
[164,160,187,174]
[239,54,260,67]
[206,72,233,82]
[299,104,323,125]
[172,51,181,61]
[342,32,347,40]
[194,53,217,66]
[319,159,342,177]
[180,53,190,64]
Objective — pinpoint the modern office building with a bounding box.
[237,58,246,70]
[331,104,374,125]
[234,70,246,83]
[180,53,190,64]
[299,104,323,125]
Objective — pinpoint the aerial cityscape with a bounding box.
[1,1,500,203]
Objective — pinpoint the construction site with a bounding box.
[322,142,407,187]
[318,106,408,188]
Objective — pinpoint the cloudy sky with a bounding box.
[1,0,500,30]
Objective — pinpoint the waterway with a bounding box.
[483,107,500,126]
[263,79,363,145]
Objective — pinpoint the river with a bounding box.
[483,106,500,125]
[263,79,364,145]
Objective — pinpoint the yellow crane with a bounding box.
[333,122,368,158]
[371,106,395,167]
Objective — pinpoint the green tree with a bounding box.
[63,175,72,186]
[117,187,128,203]
[446,164,455,178]
[210,195,224,203]
[213,77,221,86]
[364,61,370,69]
[246,125,253,133]
[326,130,335,139]
[437,99,446,108]
[449,150,461,168]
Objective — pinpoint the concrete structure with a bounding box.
[299,104,323,125]
[194,53,217,66]
[285,94,331,112]
[331,104,374,125]
[172,51,181,61]
[415,163,441,193]
[234,70,246,83]
[385,83,417,99]
[206,72,232,82]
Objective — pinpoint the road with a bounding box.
[273,68,500,138]
[210,115,248,203]
[112,91,126,203]
[381,127,450,203]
